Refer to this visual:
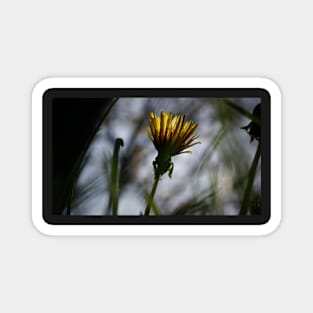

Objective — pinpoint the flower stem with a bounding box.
[144,173,161,216]
[240,141,261,215]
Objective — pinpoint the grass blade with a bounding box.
[109,138,124,215]
[64,97,119,215]
[240,141,261,215]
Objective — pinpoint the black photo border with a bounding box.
[43,88,270,225]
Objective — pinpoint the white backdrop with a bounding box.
[0,0,310,312]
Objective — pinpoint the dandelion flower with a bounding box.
[146,111,200,178]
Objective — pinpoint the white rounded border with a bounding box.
[32,77,282,236]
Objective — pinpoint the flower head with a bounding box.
[241,103,261,142]
[146,111,200,177]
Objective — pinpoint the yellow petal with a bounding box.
[146,127,154,142]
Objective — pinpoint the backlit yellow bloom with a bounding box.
[146,111,200,177]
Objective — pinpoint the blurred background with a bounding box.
[55,97,261,216]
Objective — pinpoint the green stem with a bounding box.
[144,173,161,216]
[109,138,124,216]
[240,141,261,215]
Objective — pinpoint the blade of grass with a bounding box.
[172,191,214,215]
[193,126,226,192]
[224,99,261,125]
[109,138,124,216]
[64,97,119,215]
[240,141,261,215]
[209,168,221,215]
